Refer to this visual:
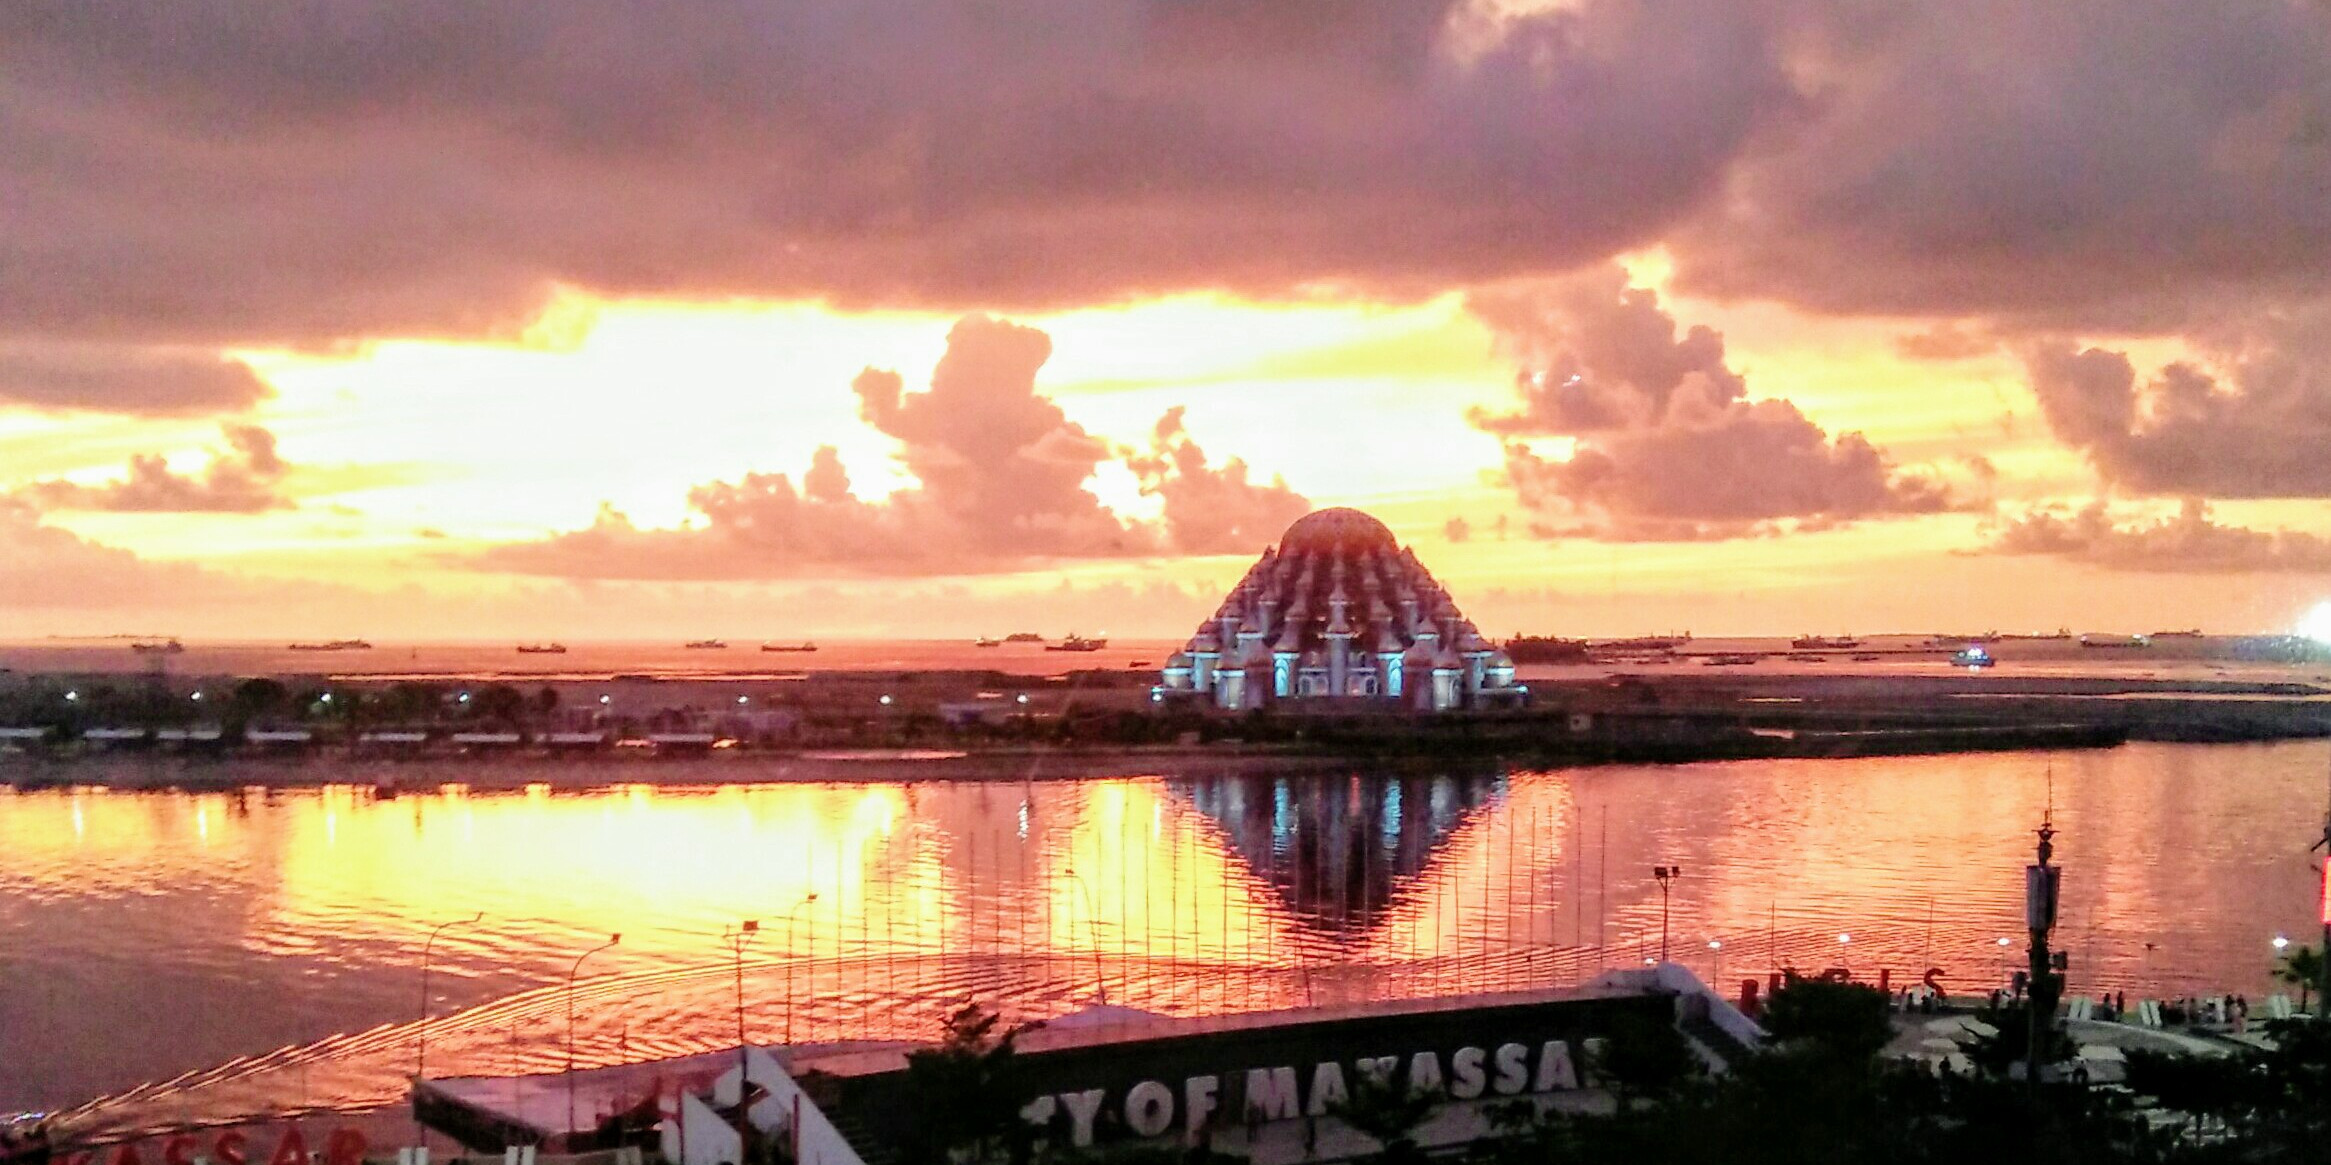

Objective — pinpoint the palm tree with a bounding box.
[2275,944,2323,1012]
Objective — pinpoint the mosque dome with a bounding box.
[1278,507,1399,556]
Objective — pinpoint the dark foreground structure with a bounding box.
[415,967,1757,1165]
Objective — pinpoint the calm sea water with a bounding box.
[3,742,2327,1137]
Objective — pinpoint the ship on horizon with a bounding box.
[516,643,568,654]
[760,641,817,653]
[1044,632,1107,652]
[129,639,185,655]
[973,636,1002,647]
[683,639,728,650]
[288,639,372,651]
[1003,632,1045,643]
[1791,634,1863,650]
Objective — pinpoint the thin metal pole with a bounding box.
[724,921,759,1139]
[566,933,621,1141]
[416,911,482,1082]
[783,891,819,1044]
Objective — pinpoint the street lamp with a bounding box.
[1065,864,1109,1005]
[1997,936,2013,986]
[722,920,759,1126]
[417,911,483,1081]
[783,892,819,1044]
[1652,866,1682,962]
[567,933,621,1139]
[1708,939,1725,986]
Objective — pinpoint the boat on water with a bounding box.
[683,639,728,650]
[1791,634,1862,650]
[516,643,568,654]
[1044,632,1107,652]
[2079,633,2152,649]
[1952,645,1995,668]
[2150,628,2203,638]
[973,636,1002,648]
[1003,632,1045,643]
[760,642,817,653]
[288,639,372,651]
[129,639,185,655]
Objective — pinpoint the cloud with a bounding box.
[16,424,293,513]
[0,343,271,414]
[1467,266,1951,540]
[1666,0,2331,328]
[0,0,1792,371]
[477,315,1302,579]
[0,497,249,608]
[2023,312,2331,497]
[1126,406,1310,555]
[1981,498,2331,573]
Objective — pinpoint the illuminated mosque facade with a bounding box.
[1155,508,1526,712]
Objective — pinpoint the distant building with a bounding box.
[1156,508,1526,712]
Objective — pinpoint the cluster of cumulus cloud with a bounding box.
[14,425,294,514]
[1466,266,1956,541]
[476,316,1310,578]
[7,0,2331,574]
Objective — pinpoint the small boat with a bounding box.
[129,639,185,655]
[1952,645,1994,668]
[516,643,568,654]
[1850,653,1882,662]
[2079,633,2150,649]
[684,639,728,650]
[2150,629,2203,639]
[760,642,817,653]
[1003,632,1046,644]
[288,639,372,651]
[1044,632,1107,652]
[973,636,1002,648]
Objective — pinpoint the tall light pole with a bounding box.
[1652,866,1681,963]
[417,911,482,1081]
[1065,864,1108,1004]
[2026,818,2062,1091]
[722,921,759,1131]
[783,892,819,1044]
[2312,787,2330,1018]
[566,933,621,1140]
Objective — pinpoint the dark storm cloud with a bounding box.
[476,316,1302,579]
[1469,267,1951,541]
[1981,498,2331,573]
[1125,407,1310,555]
[0,344,271,414]
[1667,0,2331,328]
[15,425,293,513]
[2023,309,2331,497]
[0,0,1789,362]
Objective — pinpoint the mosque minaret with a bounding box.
[1155,508,1526,712]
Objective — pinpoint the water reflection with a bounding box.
[2,742,2326,1137]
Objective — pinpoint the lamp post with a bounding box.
[1708,940,1724,989]
[1652,866,1681,962]
[417,911,483,1081]
[783,892,819,1044]
[722,921,760,1130]
[566,933,621,1141]
[1065,864,1108,1005]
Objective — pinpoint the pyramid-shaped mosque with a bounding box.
[1154,508,1526,711]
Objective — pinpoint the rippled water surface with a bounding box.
[3,742,2326,1134]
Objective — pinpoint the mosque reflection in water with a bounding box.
[1173,772,1502,936]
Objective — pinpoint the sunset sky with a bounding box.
[7,0,2331,640]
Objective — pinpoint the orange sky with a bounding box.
[7,2,2331,640]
